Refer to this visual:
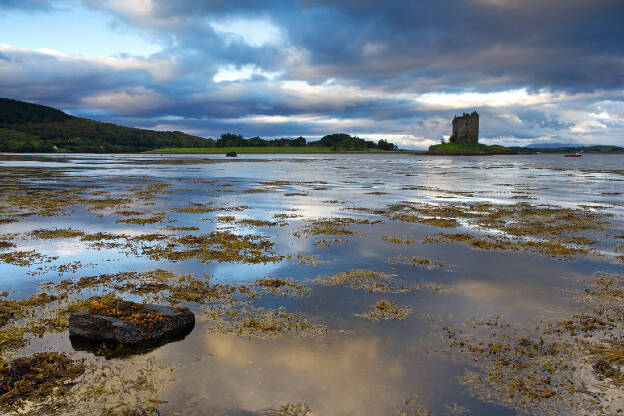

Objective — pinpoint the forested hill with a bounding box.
[0,98,72,124]
[0,98,214,153]
[0,98,399,153]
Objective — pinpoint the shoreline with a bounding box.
[145,147,419,155]
[1,150,622,156]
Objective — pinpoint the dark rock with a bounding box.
[69,303,195,346]
[69,325,194,358]
[226,151,238,157]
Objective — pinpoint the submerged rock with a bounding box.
[69,302,195,346]
[226,151,238,157]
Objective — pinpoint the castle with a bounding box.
[450,111,479,144]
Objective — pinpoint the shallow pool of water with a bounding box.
[1,153,623,415]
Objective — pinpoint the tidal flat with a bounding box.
[0,153,623,416]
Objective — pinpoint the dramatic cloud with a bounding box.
[0,0,623,148]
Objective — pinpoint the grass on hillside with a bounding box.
[147,147,407,154]
[0,128,39,141]
[427,142,513,155]
[0,128,52,152]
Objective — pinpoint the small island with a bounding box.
[427,112,514,155]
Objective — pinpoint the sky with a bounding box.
[0,0,623,149]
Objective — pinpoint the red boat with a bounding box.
[564,153,583,157]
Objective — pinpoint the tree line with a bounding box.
[215,133,397,151]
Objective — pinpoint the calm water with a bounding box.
[1,153,623,415]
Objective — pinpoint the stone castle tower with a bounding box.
[450,111,479,144]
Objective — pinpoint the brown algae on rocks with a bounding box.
[84,295,165,332]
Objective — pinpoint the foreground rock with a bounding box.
[69,302,195,346]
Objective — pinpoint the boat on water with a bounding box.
[564,153,583,157]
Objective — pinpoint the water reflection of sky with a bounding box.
[1,153,623,415]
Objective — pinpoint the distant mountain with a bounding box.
[511,145,624,154]
[525,142,583,148]
[0,98,214,153]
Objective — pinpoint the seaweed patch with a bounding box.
[0,352,86,410]
[441,272,624,414]
[251,277,312,297]
[355,299,412,321]
[261,403,311,416]
[0,250,59,266]
[204,305,326,338]
[29,228,85,239]
[387,256,447,270]
[314,269,411,293]
[381,236,414,245]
